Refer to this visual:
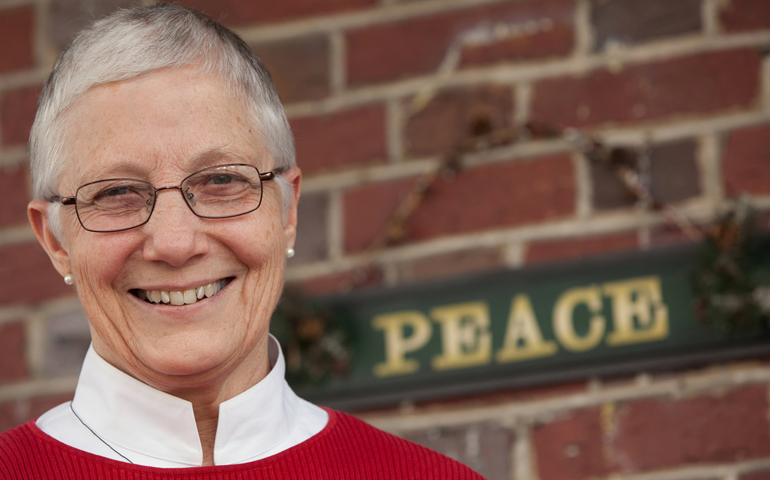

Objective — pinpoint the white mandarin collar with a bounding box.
[72,336,301,466]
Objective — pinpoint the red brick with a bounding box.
[0,321,27,382]
[403,86,514,158]
[722,124,770,196]
[344,155,575,253]
[344,176,418,253]
[347,0,574,85]
[399,248,505,283]
[0,400,17,433]
[251,35,329,103]
[592,0,702,51]
[29,393,72,419]
[531,49,762,129]
[1,85,42,147]
[176,0,375,26]
[720,0,770,32]
[532,408,610,480]
[0,7,35,74]
[0,393,73,433]
[294,267,382,296]
[292,105,387,175]
[649,224,699,248]
[743,469,770,480]
[526,232,639,265]
[613,386,770,470]
[0,165,31,228]
[0,242,72,306]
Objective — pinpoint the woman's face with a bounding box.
[33,66,300,392]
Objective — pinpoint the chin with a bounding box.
[136,335,236,381]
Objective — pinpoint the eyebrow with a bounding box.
[82,146,263,183]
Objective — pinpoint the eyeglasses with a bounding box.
[49,164,278,233]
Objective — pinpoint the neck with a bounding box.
[92,337,272,466]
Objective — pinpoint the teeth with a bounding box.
[183,289,197,304]
[139,280,228,306]
[170,291,184,306]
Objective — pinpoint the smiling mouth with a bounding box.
[132,278,232,306]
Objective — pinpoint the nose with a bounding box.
[141,188,209,267]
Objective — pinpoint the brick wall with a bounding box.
[1,0,770,479]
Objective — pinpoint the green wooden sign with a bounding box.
[282,241,770,410]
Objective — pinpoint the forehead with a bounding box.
[61,66,264,186]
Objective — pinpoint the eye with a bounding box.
[209,174,235,185]
[104,186,132,196]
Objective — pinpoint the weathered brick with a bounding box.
[0,393,73,433]
[398,248,505,283]
[526,232,638,265]
[531,49,762,129]
[402,422,512,479]
[590,153,637,211]
[0,321,27,382]
[742,469,770,480]
[251,35,329,104]
[292,192,328,264]
[347,0,574,85]
[0,7,34,75]
[649,224,698,248]
[45,307,91,378]
[1,85,42,147]
[403,86,514,158]
[0,242,72,306]
[344,155,575,253]
[613,386,770,470]
[720,0,770,33]
[293,266,382,296]
[344,176,418,253]
[51,0,136,51]
[0,165,31,228]
[292,105,387,175]
[592,0,702,51]
[650,139,700,204]
[0,400,18,433]
[532,408,610,480]
[722,124,770,196]
[177,0,375,26]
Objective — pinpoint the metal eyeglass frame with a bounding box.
[48,163,280,233]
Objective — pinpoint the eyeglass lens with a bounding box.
[74,164,265,232]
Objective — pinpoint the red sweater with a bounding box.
[0,409,485,479]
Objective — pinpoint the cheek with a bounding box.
[69,233,138,290]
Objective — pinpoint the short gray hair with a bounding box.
[30,4,296,234]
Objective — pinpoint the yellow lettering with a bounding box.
[372,311,432,377]
[496,294,558,362]
[431,302,492,370]
[604,276,669,346]
[553,285,605,352]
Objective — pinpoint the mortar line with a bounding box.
[329,30,347,96]
[573,0,594,56]
[236,0,516,43]
[283,30,770,117]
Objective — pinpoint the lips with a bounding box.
[133,279,230,306]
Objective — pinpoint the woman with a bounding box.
[0,4,483,479]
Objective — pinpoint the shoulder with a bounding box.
[312,409,485,480]
[0,421,44,475]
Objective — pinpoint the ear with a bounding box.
[28,200,71,278]
[281,167,302,250]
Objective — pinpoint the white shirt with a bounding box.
[36,336,328,467]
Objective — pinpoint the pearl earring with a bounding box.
[64,274,74,285]
[285,247,295,258]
